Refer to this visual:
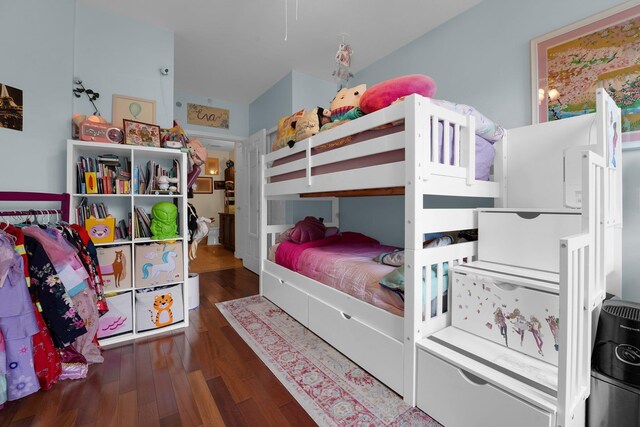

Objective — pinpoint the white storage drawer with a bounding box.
[451,264,560,365]
[478,209,581,272]
[308,296,403,395]
[262,270,309,326]
[417,349,553,427]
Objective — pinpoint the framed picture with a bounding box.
[112,94,156,130]
[206,157,219,175]
[214,180,225,190]
[123,119,161,147]
[193,176,213,194]
[531,1,640,142]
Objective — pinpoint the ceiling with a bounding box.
[78,0,482,105]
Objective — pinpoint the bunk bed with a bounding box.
[259,90,622,426]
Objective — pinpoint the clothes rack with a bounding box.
[0,192,70,222]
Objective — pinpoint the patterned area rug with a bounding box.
[216,296,441,427]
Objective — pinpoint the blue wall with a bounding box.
[292,71,338,114]
[0,0,75,193]
[249,73,292,134]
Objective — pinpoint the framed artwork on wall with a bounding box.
[214,180,225,190]
[531,1,640,142]
[206,157,219,175]
[193,177,213,194]
[112,94,156,130]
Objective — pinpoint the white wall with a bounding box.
[0,0,75,193]
[189,149,234,220]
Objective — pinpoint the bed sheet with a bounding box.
[273,232,448,317]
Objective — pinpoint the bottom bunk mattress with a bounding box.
[271,231,448,317]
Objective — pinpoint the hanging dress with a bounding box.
[0,234,40,401]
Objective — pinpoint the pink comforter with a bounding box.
[275,232,404,316]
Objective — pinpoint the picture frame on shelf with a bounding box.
[193,176,213,194]
[205,157,219,175]
[112,94,156,130]
[531,2,640,142]
[214,180,225,190]
[123,119,161,147]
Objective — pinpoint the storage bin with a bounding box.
[97,291,133,339]
[134,241,184,287]
[451,262,560,365]
[478,209,581,272]
[187,273,199,309]
[96,244,132,291]
[135,283,184,332]
[207,226,219,245]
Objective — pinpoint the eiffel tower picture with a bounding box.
[0,83,23,131]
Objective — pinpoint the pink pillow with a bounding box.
[290,216,326,244]
[360,74,437,114]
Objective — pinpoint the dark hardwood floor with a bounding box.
[0,268,317,427]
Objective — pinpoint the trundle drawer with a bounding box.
[417,349,552,427]
[451,267,560,365]
[478,209,581,272]
[308,296,403,395]
[262,271,309,326]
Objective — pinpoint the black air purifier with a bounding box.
[593,300,640,386]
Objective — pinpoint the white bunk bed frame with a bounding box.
[259,91,621,426]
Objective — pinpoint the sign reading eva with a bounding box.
[187,103,229,129]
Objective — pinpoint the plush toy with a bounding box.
[150,201,179,240]
[185,138,207,189]
[320,84,367,132]
[157,175,179,192]
[291,107,331,143]
[359,74,437,114]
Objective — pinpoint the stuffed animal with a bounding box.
[291,107,331,144]
[359,74,437,114]
[320,84,367,131]
[157,175,179,192]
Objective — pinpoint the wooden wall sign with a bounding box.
[187,103,230,129]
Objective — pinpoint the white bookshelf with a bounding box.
[66,140,189,346]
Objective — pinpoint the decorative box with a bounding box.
[134,242,184,288]
[79,120,124,143]
[135,283,184,332]
[96,245,132,291]
[451,262,560,365]
[85,215,116,244]
[97,291,133,339]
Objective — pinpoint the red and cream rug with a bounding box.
[216,295,441,427]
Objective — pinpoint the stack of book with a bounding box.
[134,206,152,238]
[135,159,180,195]
[76,154,131,194]
[76,199,130,240]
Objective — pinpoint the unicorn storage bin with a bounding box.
[134,242,184,288]
[97,245,132,291]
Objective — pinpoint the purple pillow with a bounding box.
[290,216,326,244]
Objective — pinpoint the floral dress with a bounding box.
[24,236,87,348]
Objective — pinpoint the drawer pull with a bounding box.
[516,212,541,219]
[279,279,285,285]
[492,281,518,291]
[459,369,488,386]
[341,312,352,320]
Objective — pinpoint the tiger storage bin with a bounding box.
[134,241,184,288]
[451,261,560,366]
[135,283,184,332]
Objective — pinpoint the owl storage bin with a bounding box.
[451,261,560,366]
[97,291,133,340]
[135,283,184,332]
[85,215,116,244]
[96,244,132,291]
[134,242,184,287]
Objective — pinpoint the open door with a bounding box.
[236,129,265,274]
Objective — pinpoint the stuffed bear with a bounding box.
[291,107,331,144]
